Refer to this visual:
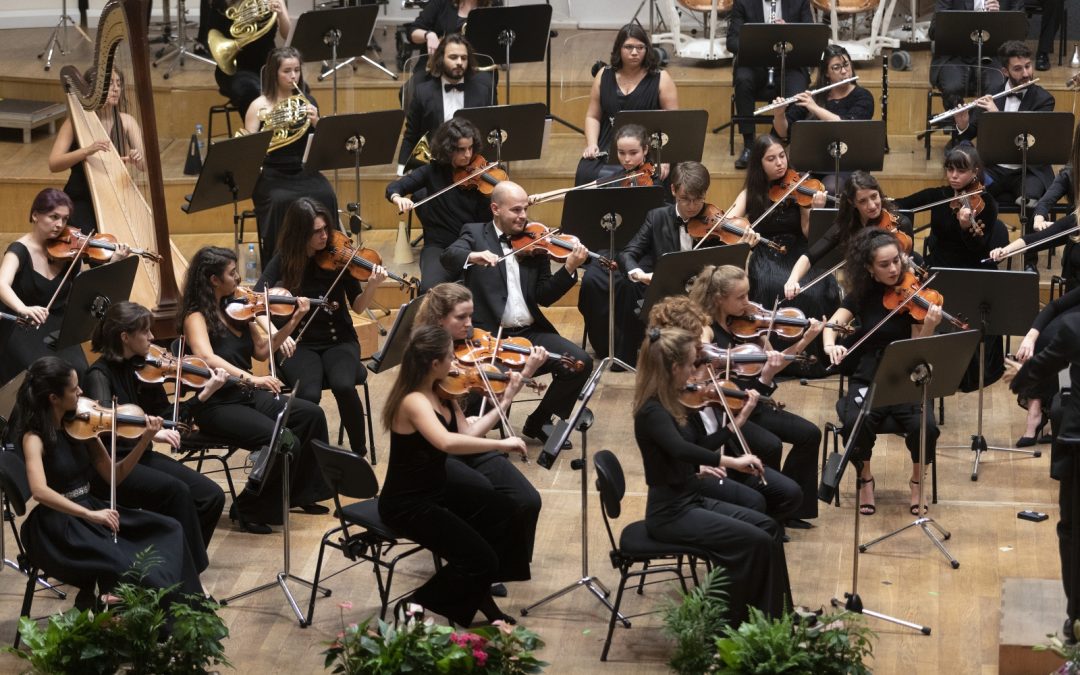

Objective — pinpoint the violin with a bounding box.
[438,363,546,399]
[620,162,655,187]
[224,286,339,322]
[768,169,838,208]
[453,154,508,196]
[136,343,256,393]
[950,181,987,237]
[687,204,787,253]
[508,222,617,271]
[885,270,968,329]
[47,226,162,264]
[867,211,913,254]
[696,343,816,377]
[315,229,414,287]
[726,302,853,340]
[679,379,783,411]
[63,396,187,440]
[454,328,585,372]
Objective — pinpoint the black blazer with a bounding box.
[726,0,814,55]
[954,83,1056,188]
[440,221,578,334]
[619,204,706,275]
[397,72,498,166]
[930,0,1027,40]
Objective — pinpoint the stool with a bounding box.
[208,101,239,140]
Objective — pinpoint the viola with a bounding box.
[454,327,585,372]
[696,343,816,377]
[620,162,655,187]
[47,226,162,264]
[768,169,838,208]
[885,270,968,329]
[687,204,787,253]
[950,181,987,237]
[453,154,508,196]
[315,229,414,287]
[224,286,339,322]
[136,343,256,393]
[867,211,914,254]
[63,396,187,440]
[727,302,853,340]
[508,222,617,271]
[438,363,546,399]
[679,378,783,411]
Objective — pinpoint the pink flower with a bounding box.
[450,633,468,646]
[473,648,488,667]
[338,601,353,610]
[493,619,514,635]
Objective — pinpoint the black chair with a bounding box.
[593,449,710,662]
[305,440,425,625]
[207,100,239,141]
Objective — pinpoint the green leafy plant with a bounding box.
[5,608,122,675]
[1035,619,1080,674]
[662,566,730,675]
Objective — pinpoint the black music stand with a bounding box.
[366,296,424,375]
[610,110,710,168]
[930,267,1041,480]
[465,4,552,105]
[931,11,1027,99]
[455,103,547,165]
[640,245,752,317]
[788,120,886,179]
[182,131,271,252]
[559,186,666,376]
[48,256,139,350]
[805,208,915,271]
[304,110,405,236]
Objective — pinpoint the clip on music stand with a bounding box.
[182,131,271,253]
[640,245,751,318]
[454,103,547,166]
[789,120,886,179]
[47,256,138,350]
[367,295,425,375]
[610,110,710,168]
[977,111,1074,235]
[930,267,1041,480]
[465,4,552,105]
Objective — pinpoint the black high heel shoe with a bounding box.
[229,503,272,535]
[1018,411,1052,447]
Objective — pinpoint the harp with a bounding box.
[58,0,188,335]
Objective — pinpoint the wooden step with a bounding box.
[999,577,1068,675]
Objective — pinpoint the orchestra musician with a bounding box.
[255,197,387,456]
[929,0,1021,110]
[407,0,502,55]
[245,46,338,265]
[48,67,146,235]
[689,265,821,527]
[440,181,593,447]
[823,229,943,516]
[728,0,813,169]
[632,325,791,624]
[82,302,228,572]
[179,246,332,534]
[11,356,204,610]
[576,23,678,186]
[389,118,492,292]
[397,33,497,173]
[202,0,291,119]
[379,324,526,626]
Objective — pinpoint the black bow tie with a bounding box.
[444,82,466,93]
[1006,89,1025,100]
[498,233,511,245]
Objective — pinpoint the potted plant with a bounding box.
[662,566,730,675]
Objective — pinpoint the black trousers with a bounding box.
[214,69,262,120]
[930,56,1006,110]
[1037,0,1065,55]
[577,255,629,360]
[838,385,939,465]
[507,327,593,423]
[1049,396,1077,623]
[195,390,332,524]
[737,406,821,520]
[987,165,1048,204]
[699,471,769,514]
[281,341,368,455]
[733,66,809,141]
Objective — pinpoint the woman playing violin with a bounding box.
[388,117,492,292]
[0,189,130,385]
[12,356,204,610]
[823,229,943,516]
[179,246,332,534]
[255,197,386,456]
[82,302,227,572]
[689,264,823,528]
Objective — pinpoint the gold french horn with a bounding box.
[238,83,313,152]
[208,0,278,76]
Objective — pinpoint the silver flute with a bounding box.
[928,78,1039,125]
[754,76,859,115]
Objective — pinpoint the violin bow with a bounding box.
[750,173,810,232]
[909,189,985,234]
[262,286,281,400]
[790,259,846,299]
[529,170,650,205]
[475,325,503,420]
[110,395,118,544]
[294,248,353,345]
[41,228,94,323]
[404,161,500,213]
[705,366,766,486]
[980,222,1080,264]
[691,200,740,251]
[835,271,940,366]
[172,335,184,429]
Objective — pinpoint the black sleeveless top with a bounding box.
[381,405,457,506]
[1,242,79,315]
[596,68,662,151]
[259,91,321,173]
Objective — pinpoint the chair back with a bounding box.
[312,439,380,501]
[0,450,31,517]
[593,450,626,519]
[399,54,431,110]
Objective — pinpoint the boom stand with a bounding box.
[930,268,1041,480]
[858,331,981,567]
[465,5,553,106]
[38,0,92,72]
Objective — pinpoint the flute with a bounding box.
[928,78,1040,125]
[754,76,859,115]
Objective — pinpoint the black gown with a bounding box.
[19,434,203,602]
[575,68,662,186]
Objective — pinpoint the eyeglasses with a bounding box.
[622,44,648,53]
[675,195,705,205]
[829,61,851,72]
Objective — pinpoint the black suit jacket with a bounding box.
[930,0,1027,40]
[619,204,717,275]
[726,0,814,55]
[440,221,577,334]
[397,72,498,166]
[954,83,1056,187]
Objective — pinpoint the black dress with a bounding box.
[575,68,662,186]
[408,0,504,38]
[62,109,128,235]
[0,242,87,385]
[19,434,204,602]
[379,406,518,626]
[1022,213,1080,292]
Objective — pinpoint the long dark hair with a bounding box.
[260,46,308,99]
[381,325,452,431]
[177,246,238,339]
[91,301,152,362]
[29,188,75,223]
[843,228,904,303]
[276,198,334,291]
[744,134,784,218]
[813,45,855,100]
[632,326,696,425]
[943,143,984,185]
[427,33,478,78]
[430,117,483,166]
[609,22,659,72]
[10,357,75,453]
[835,171,897,241]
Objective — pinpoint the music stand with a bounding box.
[788,120,886,179]
[931,11,1027,99]
[640,245,751,317]
[930,267,1041,480]
[857,331,980,568]
[455,103,548,165]
[465,4,553,105]
[559,186,666,376]
[47,256,138,350]
[366,296,424,375]
[182,131,271,252]
[610,110,710,168]
[738,23,829,97]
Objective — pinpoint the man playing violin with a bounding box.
[441,181,593,448]
[389,117,492,292]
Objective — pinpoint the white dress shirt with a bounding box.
[494,223,535,328]
[441,77,466,122]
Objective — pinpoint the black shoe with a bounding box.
[491,583,508,598]
[522,417,572,450]
[1016,436,1037,448]
[229,503,272,535]
[1036,52,1051,71]
[786,518,814,530]
[1024,263,1039,275]
[734,147,751,170]
[1065,618,1078,645]
[295,503,330,515]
